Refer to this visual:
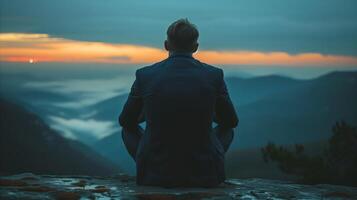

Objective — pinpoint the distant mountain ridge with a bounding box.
[0,99,120,176]
[232,71,357,148]
[225,74,303,106]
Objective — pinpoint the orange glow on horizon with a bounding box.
[196,51,357,66]
[1,33,357,66]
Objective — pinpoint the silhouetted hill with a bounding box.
[316,71,357,81]
[0,99,120,176]
[90,94,128,121]
[226,75,303,106]
[232,71,357,148]
[92,132,135,174]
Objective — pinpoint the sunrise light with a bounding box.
[1,33,357,66]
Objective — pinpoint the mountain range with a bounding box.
[1,71,356,177]
[0,99,120,176]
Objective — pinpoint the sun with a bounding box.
[29,59,34,64]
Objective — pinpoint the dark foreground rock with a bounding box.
[1,173,357,200]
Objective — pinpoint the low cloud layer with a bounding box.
[49,116,117,141]
[24,74,133,108]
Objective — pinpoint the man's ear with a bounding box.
[192,42,199,53]
[164,40,170,51]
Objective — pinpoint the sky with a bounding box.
[1,0,357,67]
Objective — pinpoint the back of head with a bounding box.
[166,18,199,53]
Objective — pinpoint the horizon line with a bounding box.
[1,33,357,67]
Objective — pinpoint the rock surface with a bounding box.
[1,173,357,200]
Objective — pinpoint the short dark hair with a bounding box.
[166,18,199,52]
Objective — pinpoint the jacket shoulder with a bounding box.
[197,61,224,77]
[136,59,167,76]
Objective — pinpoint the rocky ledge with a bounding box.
[1,173,357,200]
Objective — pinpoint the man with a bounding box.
[119,18,238,187]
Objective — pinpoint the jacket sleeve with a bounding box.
[118,71,144,130]
[214,69,239,128]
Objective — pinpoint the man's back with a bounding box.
[119,53,238,186]
[119,18,238,187]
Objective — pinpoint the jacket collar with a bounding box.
[168,52,194,59]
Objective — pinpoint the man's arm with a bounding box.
[118,72,143,131]
[214,69,239,128]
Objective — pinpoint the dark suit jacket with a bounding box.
[119,53,238,187]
